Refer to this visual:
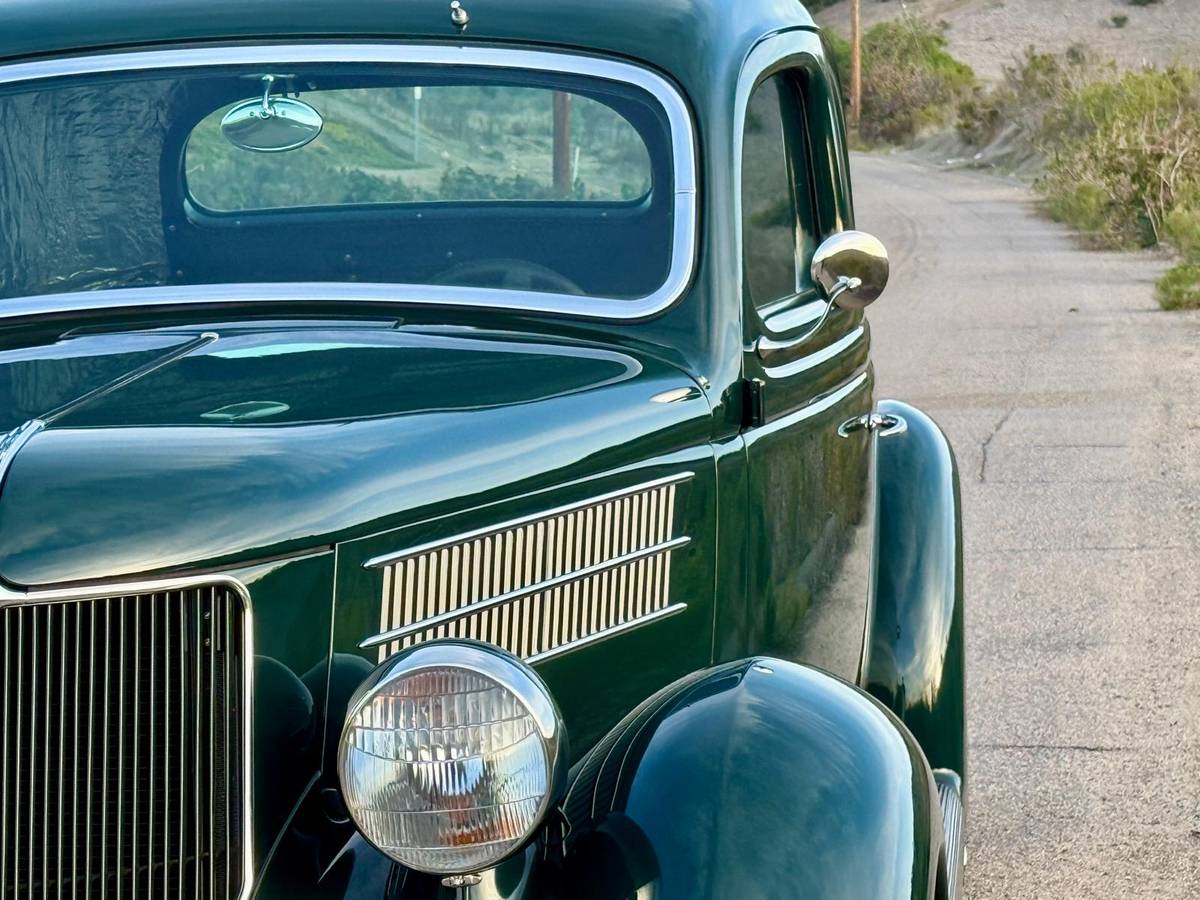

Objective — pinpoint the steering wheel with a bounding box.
[432,258,585,295]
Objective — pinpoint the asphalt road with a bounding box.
[853,153,1200,898]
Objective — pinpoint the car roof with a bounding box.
[0,0,817,83]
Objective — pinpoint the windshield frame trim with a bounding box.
[0,42,698,323]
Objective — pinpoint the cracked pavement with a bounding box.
[854,153,1200,898]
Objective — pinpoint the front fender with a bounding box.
[558,658,941,900]
[862,400,966,790]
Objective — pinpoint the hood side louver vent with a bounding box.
[361,473,693,663]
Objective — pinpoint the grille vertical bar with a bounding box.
[1,609,10,899]
[0,585,247,900]
[936,774,965,900]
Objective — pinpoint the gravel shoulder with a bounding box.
[854,151,1200,898]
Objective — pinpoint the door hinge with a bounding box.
[742,378,765,429]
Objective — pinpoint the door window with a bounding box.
[741,73,818,312]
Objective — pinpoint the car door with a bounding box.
[738,60,877,682]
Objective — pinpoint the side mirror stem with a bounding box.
[259,74,277,118]
[825,275,863,307]
[755,296,836,364]
[754,233,887,366]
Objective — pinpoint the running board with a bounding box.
[934,769,965,900]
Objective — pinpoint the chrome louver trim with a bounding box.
[362,473,693,662]
[0,576,253,900]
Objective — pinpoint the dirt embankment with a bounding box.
[813,0,1199,83]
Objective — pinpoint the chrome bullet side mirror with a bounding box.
[811,230,890,311]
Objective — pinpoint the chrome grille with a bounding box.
[0,583,249,900]
[937,775,964,900]
[364,473,693,662]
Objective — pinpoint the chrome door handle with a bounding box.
[837,412,907,438]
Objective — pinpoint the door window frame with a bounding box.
[735,40,854,342]
[741,71,820,316]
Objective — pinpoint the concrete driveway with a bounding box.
[853,153,1200,898]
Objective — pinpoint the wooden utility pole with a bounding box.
[553,91,572,196]
[850,0,862,131]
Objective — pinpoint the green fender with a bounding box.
[287,658,945,899]
[557,658,942,900]
[862,400,967,793]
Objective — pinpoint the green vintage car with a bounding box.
[0,0,966,897]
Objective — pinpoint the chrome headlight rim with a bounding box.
[337,639,567,876]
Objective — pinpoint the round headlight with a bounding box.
[337,640,566,876]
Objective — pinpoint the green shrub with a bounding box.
[1111,14,1129,28]
[953,45,1200,310]
[826,18,976,145]
[1040,183,1114,240]
[824,29,851,86]
[1034,65,1200,248]
[956,87,1010,146]
[1157,263,1200,310]
[1163,204,1200,260]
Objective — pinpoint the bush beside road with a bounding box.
[823,19,974,145]
[815,2,1200,309]
[964,52,1200,309]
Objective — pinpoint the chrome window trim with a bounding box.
[0,43,698,324]
[0,573,255,900]
[735,32,842,335]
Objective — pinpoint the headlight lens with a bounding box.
[337,641,565,875]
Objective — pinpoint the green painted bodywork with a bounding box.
[557,659,941,900]
[0,1,965,898]
[0,325,714,588]
[867,400,968,793]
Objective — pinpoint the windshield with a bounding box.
[0,55,681,307]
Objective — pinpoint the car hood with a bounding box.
[0,318,710,586]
